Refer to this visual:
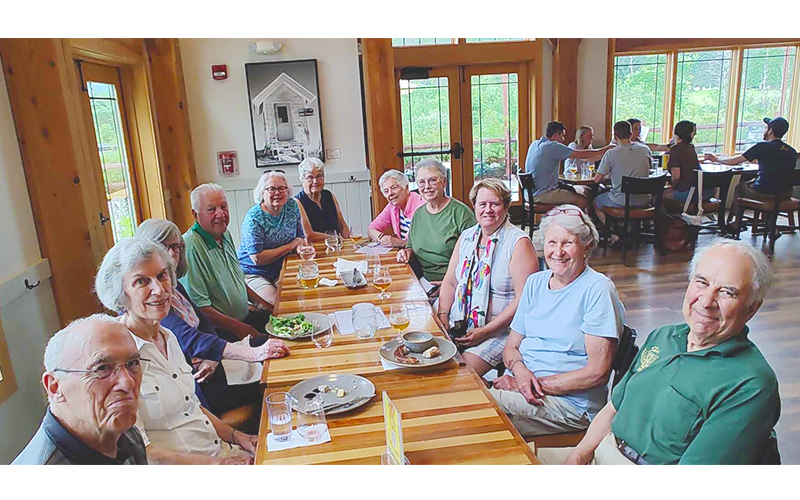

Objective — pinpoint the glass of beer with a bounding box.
[298,261,320,290]
[389,304,410,333]
[350,225,364,249]
[373,264,392,300]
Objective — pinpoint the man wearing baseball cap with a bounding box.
[705,117,797,230]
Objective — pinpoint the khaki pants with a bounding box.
[534,187,589,208]
[537,432,634,465]
[489,387,590,437]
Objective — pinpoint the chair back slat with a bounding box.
[612,325,638,387]
[620,174,667,195]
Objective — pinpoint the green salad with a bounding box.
[270,314,315,337]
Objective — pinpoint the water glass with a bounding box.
[266,392,293,442]
[298,243,316,261]
[325,231,343,253]
[298,261,320,290]
[352,303,378,340]
[312,327,333,348]
[296,396,328,443]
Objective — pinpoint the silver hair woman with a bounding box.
[294,157,350,240]
[134,219,289,413]
[397,158,476,283]
[367,169,426,247]
[95,237,284,465]
[490,204,626,438]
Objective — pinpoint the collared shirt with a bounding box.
[130,325,225,457]
[743,139,798,195]
[524,136,575,197]
[12,408,147,465]
[611,323,780,464]
[181,222,249,321]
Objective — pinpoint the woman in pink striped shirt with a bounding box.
[367,169,426,247]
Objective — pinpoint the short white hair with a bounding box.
[298,157,325,180]
[134,218,187,278]
[536,204,600,256]
[689,239,774,306]
[414,158,447,180]
[190,183,225,212]
[43,314,122,373]
[379,169,409,190]
[95,237,176,314]
[253,171,293,204]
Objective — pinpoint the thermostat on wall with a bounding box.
[212,65,228,81]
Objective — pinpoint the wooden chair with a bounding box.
[527,325,639,449]
[517,172,559,239]
[598,175,667,260]
[735,169,800,253]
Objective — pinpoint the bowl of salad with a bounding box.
[266,313,333,339]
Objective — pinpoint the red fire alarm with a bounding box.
[212,65,228,81]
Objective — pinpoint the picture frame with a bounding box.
[245,59,325,168]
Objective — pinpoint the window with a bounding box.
[613,54,667,143]
[466,38,529,43]
[674,50,732,154]
[736,46,797,152]
[392,38,455,47]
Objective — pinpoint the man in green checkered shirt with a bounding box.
[541,240,780,465]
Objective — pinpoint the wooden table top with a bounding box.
[256,240,538,465]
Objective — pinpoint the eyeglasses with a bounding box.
[162,242,185,253]
[416,177,441,188]
[546,208,583,217]
[265,186,289,194]
[304,173,325,182]
[54,358,151,380]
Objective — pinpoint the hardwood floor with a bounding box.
[585,229,800,464]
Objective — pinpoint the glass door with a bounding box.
[77,61,142,246]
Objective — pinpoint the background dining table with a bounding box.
[255,240,539,465]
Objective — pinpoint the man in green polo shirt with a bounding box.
[541,240,780,465]
[181,183,272,340]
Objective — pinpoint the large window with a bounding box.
[736,46,797,151]
[674,50,732,154]
[613,54,667,143]
[392,38,455,47]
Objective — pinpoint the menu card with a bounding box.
[382,392,405,465]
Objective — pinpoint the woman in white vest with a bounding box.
[438,178,539,376]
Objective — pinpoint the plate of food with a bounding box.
[266,313,333,339]
[288,374,376,415]
[378,335,457,368]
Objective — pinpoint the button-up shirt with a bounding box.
[131,326,224,456]
[611,323,780,464]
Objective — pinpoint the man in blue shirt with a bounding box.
[525,121,613,209]
[705,117,797,229]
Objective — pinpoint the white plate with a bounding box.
[289,374,376,415]
[266,313,333,340]
[378,337,457,368]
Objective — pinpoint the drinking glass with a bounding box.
[325,231,342,253]
[373,265,392,300]
[298,243,316,261]
[350,225,364,249]
[312,327,333,348]
[351,303,378,340]
[389,304,410,333]
[296,396,328,443]
[298,261,320,290]
[266,392,293,442]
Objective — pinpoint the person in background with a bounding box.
[627,118,670,152]
[397,158,476,286]
[490,206,625,437]
[13,315,148,465]
[182,183,272,337]
[663,120,714,204]
[565,126,596,175]
[592,121,653,225]
[705,117,797,230]
[135,219,289,417]
[239,171,312,306]
[550,240,780,465]
[294,157,351,241]
[438,179,539,376]
[525,121,613,209]
[368,169,425,247]
[96,238,262,464]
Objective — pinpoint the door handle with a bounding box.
[99,212,111,225]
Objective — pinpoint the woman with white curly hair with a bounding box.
[294,157,351,240]
[489,205,626,438]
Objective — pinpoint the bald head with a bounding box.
[44,314,132,374]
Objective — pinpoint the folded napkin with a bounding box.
[355,245,392,256]
[266,428,331,452]
[329,308,391,335]
[220,336,263,385]
[319,277,338,287]
[333,258,369,277]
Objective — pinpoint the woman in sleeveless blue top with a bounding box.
[294,158,351,240]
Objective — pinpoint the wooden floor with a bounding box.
[576,228,800,464]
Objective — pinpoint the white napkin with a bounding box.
[333,258,369,277]
[266,428,331,452]
[355,246,392,256]
[220,336,262,385]
[380,358,401,371]
[319,278,338,287]
[329,308,391,335]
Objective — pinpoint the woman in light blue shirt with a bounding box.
[490,205,626,437]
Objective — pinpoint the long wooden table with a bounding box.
[255,241,538,465]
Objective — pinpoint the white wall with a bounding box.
[180,39,368,184]
[0,70,60,463]
[577,38,610,145]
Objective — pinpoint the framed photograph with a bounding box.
[245,59,325,168]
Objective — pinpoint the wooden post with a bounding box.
[144,38,198,231]
[552,38,581,139]
[361,39,402,215]
[605,39,616,144]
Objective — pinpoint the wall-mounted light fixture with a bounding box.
[249,40,283,55]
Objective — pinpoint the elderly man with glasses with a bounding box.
[13,315,148,464]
